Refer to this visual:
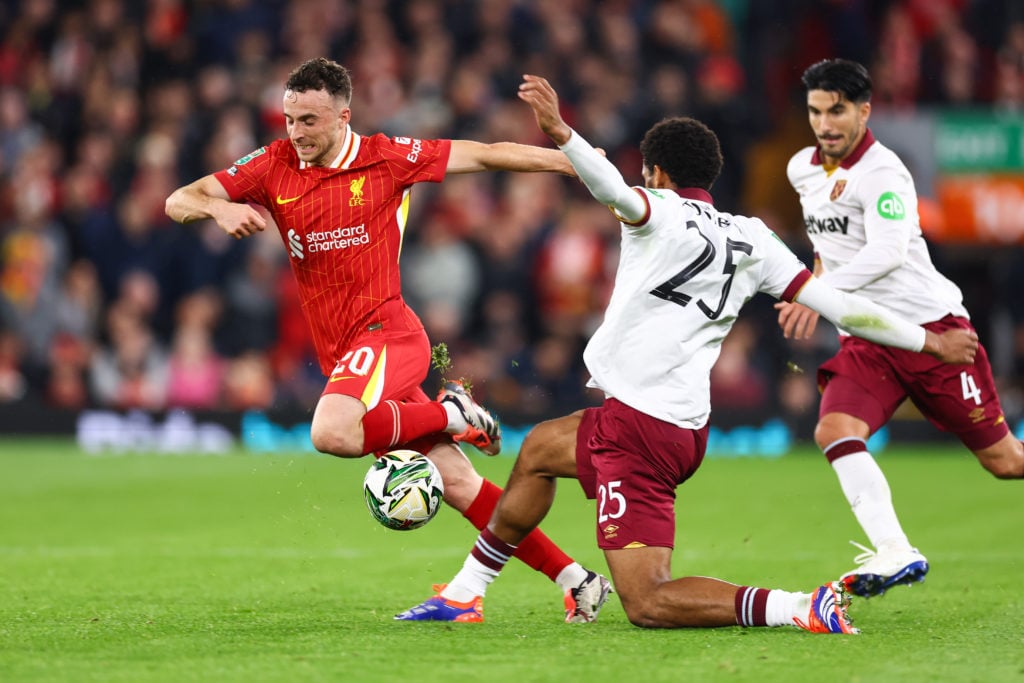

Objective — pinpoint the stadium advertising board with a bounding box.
[1,404,1012,456]
[873,111,1024,244]
[933,112,1024,243]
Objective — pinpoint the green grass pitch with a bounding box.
[0,438,1021,683]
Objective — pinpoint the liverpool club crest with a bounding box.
[349,176,366,206]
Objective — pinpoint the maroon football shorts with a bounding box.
[321,327,450,455]
[575,398,708,550]
[818,315,1010,450]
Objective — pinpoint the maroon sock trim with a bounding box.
[734,586,769,627]
[823,438,868,464]
[470,527,516,572]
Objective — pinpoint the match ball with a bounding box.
[363,449,444,531]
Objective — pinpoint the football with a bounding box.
[363,449,444,531]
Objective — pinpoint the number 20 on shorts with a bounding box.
[334,347,375,377]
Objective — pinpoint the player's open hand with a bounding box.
[518,75,572,146]
[775,300,820,340]
[923,327,979,364]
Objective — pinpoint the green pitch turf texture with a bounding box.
[1,439,1021,683]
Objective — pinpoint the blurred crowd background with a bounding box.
[1,0,1023,430]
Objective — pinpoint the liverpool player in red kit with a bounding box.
[165,58,610,623]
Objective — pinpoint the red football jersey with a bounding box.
[214,129,452,374]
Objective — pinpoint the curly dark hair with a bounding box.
[801,59,872,103]
[285,57,353,102]
[639,117,723,190]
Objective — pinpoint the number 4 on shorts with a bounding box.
[960,371,982,405]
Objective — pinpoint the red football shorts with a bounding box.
[321,327,448,455]
[818,315,1010,450]
[575,398,708,550]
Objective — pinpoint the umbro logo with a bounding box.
[287,229,304,259]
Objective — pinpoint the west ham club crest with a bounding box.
[830,179,847,201]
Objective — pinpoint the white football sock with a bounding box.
[554,562,588,593]
[831,449,911,551]
[442,401,468,432]
[766,590,810,627]
[440,554,497,602]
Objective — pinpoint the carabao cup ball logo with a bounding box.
[363,450,444,530]
[877,191,906,220]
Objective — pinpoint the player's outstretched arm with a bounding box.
[165,174,266,239]
[793,277,977,363]
[446,140,575,176]
[518,74,646,223]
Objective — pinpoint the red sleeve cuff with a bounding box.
[780,268,813,302]
[619,188,651,227]
[212,169,241,200]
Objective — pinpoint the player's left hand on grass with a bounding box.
[923,327,978,364]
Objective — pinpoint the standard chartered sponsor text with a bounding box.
[307,224,369,252]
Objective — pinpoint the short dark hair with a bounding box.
[285,57,352,103]
[639,117,723,191]
[801,59,872,103]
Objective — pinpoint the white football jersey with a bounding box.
[583,188,810,429]
[787,131,968,324]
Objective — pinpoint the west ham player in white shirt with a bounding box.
[777,58,1024,598]
[396,75,978,633]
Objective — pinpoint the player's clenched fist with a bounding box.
[922,327,978,364]
[216,202,267,239]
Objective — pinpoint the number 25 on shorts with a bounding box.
[598,481,626,523]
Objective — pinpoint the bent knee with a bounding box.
[622,603,669,629]
[813,422,848,451]
[975,439,1024,479]
[624,611,662,629]
[309,426,363,458]
[618,594,669,629]
[517,420,578,477]
[515,435,547,474]
[814,415,869,451]
[980,458,1024,480]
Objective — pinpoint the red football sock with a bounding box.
[462,478,573,582]
[734,586,770,626]
[361,400,447,453]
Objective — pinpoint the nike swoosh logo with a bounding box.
[276,194,301,205]
[328,375,357,383]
